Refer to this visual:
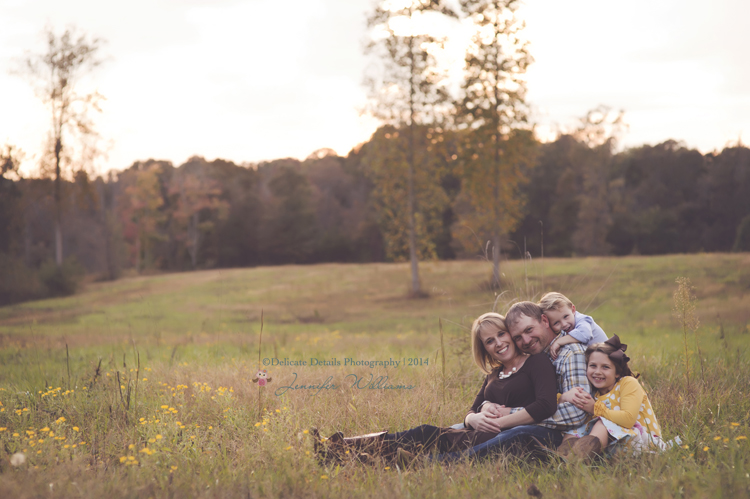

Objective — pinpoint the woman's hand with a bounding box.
[571,388,595,414]
[480,402,511,418]
[465,412,504,433]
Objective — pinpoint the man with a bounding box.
[438,301,590,461]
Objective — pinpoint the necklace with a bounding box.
[497,354,528,380]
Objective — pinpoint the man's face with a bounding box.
[510,313,554,355]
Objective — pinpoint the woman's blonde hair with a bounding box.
[471,312,508,374]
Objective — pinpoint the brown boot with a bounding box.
[310,428,348,465]
[396,447,416,468]
[557,437,579,458]
[571,435,602,463]
[343,431,388,455]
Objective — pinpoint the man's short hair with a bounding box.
[505,301,543,330]
[538,292,574,312]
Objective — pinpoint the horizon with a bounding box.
[1,0,748,177]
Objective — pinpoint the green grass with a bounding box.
[0,254,749,498]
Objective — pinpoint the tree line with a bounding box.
[2,132,750,306]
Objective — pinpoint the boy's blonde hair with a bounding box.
[538,292,574,312]
[471,312,508,374]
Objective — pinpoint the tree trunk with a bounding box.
[24,213,31,267]
[54,138,63,267]
[98,181,118,280]
[491,14,501,289]
[189,212,199,269]
[492,231,501,288]
[407,34,421,296]
[135,232,141,274]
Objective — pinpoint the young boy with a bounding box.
[538,292,608,359]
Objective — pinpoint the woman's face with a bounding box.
[587,351,618,393]
[479,325,517,363]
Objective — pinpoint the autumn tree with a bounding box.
[364,0,457,296]
[169,168,228,269]
[19,27,105,267]
[453,0,533,287]
[122,166,165,273]
[0,145,24,256]
[359,126,452,263]
[260,166,318,264]
[569,106,625,255]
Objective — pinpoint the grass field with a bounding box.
[0,254,749,498]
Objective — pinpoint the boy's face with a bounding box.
[544,304,576,334]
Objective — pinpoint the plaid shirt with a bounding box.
[509,337,591,430]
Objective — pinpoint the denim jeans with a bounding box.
[435,424,563,463]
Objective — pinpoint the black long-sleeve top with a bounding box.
[466,352,557,423]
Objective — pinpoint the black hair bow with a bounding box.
[604,334,630,364]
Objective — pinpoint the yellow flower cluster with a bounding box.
[39,387,73,398]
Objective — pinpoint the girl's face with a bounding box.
[587,351,618,393]
[479,326,517,364]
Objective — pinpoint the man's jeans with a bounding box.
[435,424,563,463]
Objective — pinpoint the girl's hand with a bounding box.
[559,388,578,404]
[572,390,595,413]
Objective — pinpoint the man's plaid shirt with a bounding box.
[536,340,591,430]
[508,337,591,430]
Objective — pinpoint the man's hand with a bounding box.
[465,412,504,433]
[480,402,511,418]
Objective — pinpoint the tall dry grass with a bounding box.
[0,255,749,497]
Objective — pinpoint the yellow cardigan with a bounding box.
[593,376,661,437]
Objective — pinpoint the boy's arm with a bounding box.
[553,334,579,348]
[549,333,580,360]
[566,313,594,344]
[536,345,590,430]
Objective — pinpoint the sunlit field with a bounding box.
[1,254,749,498]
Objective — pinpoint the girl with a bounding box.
[559,335,666,459]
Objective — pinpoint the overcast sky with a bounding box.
[1,0,749,176]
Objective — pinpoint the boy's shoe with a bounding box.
[396,447,416,468]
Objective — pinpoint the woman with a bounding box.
[313,312,558,464]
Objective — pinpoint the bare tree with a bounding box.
[18,26,105,267]
[455,0,533,288]
[364,0,457,297]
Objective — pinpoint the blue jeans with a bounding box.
[435,424,563,463]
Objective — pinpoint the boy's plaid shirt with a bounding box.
[536,341,591,430]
